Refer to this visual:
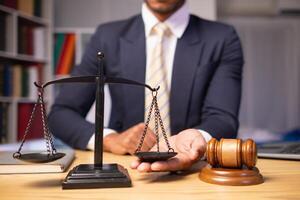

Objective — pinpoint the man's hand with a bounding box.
[103,123,156,155]
[130,129,207,172]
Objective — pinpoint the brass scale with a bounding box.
[13,52,177,189]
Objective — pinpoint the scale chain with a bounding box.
[135,90,174,153]
[154,96,160,152]
[13,88,57,158]
[39,92,51,155]
[39,90,56,154]
[154,96,173,152]
[13,97,39,157]
[135,95,155,153]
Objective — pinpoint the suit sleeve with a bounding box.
[194,27,244,139]
[48,26,104,149]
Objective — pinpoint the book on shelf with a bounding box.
[18,24,45,59]
[0,64,39,99]
[0,11,6,51]
[12,64,22,97]
[33,0,42,17]
[0,0,42,17]
[18,24,31,55]
[54,33,76,75]
[18,0,34,16]
[28,66,39,99]
[2,64,12,96]
[0,64,4,95]
[15,0,42,17]
[21,67,29,97]
[0,0,17,10]
[33,27,46,59]
[0,102,9,143]
[53,33,64,73]
[17,102,43,141]
[0,139,75,174]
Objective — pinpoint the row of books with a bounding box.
[0,102,9,143]
[18,24,45,59]
[53,33,76,75]
[0,64,40,99]
[0,0,43,17]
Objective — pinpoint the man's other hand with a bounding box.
[130,129,207,172]
[103,123,156,155]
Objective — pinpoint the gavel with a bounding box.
[206,138,257,169]
[200,138,263,186]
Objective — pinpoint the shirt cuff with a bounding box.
[87,128,117,150]
[198,129,212,143]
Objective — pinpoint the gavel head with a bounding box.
[206,138,257,169]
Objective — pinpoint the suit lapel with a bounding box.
[120,16,146,125]
[170,16,205,134]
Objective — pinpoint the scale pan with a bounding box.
[135,151,177,162]
[14,152,65,163]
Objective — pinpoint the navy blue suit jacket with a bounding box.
[48,15,244,149]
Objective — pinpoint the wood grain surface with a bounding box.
[0,150,300,200]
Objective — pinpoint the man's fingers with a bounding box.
[190,136,206,160]
[142,137,156,151]
[134,123,146,132]
[144,129,157,147]
[130,159,141,169]
[128,146,139,155]
[125,134,140,155]
[122,123,147,154]
[140,142,152,152]
[145,129,157,142]
[138,129,158,152]
[151,157,184,172]
[137,162,152,172]
[131,159,152,172]
[139,133,155,152]
[132,154,194,172]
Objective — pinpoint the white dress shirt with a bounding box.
[87,2,212,150]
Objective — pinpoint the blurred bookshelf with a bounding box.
[52,28,94,119]
[53,28,93,78]
[0,0,53,144]
[53,27,110,125]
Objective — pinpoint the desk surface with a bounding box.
[0,151,300,200]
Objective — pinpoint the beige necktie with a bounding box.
[145,23,171,137]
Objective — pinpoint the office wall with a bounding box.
[217,0,300,138]
[224,17,300,137]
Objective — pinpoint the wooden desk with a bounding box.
[0,151,300,200]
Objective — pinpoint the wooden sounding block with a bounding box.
[199,138,264,186]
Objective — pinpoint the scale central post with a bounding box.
[94,52,105,167]
[62,52,132,189]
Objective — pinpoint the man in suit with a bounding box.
[48,0,243,172]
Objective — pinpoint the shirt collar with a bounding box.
[142,2,190,39]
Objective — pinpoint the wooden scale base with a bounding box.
[199,165,264,186]
[62,164,131,189]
